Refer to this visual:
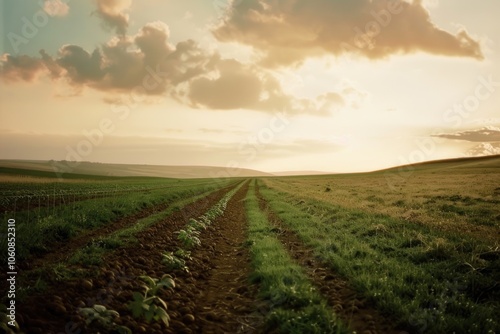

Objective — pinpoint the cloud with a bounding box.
[434,127,500,157]
[422,0,439,8]
[198,127,248,135]
[188,59,263,110]
[1,22,215,92]
[213,0,483,67]
[433,126,500,142]
[186,58,349,115]
[466,143,500,157]
[40,49,65,78]
[165,128,184,133]
[43,0,70,17]
[57,45,106,84]
[94,0,132,35]
[0,49,68,82]
[1,19,353,116]
[317,92,345,111]
[0,54,46,82]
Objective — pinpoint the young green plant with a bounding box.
[128,274,175,327]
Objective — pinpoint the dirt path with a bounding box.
[255,183,409,334]
[144,180,265,334]
[180,180,264,334]
[16,182,243,333]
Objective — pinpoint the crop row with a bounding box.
[0,180,232,263]
[74,182,245,331]
[174,181,244,251]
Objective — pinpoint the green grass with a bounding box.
[0,166,116,180]
[258,180,499,334]
[264,157,500,238]
[245,180,346,334]
[1,178,233,263]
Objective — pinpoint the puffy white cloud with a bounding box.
[94,0,132,35]
[1,23,215,94]
[187,59,350,115]
[213,0,483,67]
[466,143,500,156]
[2,20,353,116]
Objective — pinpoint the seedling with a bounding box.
[78,304,131,333]
[128,274,175,326]
[162,249,191,272]
[174,248,192,260]
[187,218,207,231]
[176,228,201,249]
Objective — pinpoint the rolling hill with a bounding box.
[0,160,273,179]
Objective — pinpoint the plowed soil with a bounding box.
[165,180,264,334]
[18,184,236,272]
[15,181,262,334]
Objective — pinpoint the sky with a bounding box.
[1,0,499,173]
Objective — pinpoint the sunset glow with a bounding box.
[1,0,499,173]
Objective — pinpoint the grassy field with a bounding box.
[264,156,500,239]
[245,180,345,334]
[0,156,498,333]
[260,156,500,333]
